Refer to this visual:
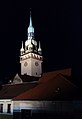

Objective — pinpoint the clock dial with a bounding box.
[35,62,39,66]
[24,62,28,67]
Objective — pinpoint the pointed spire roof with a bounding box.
[28,10,34,33]
[29,11,32,27]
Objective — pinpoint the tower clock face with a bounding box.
[24,62,28,67]
[35,62,39,66]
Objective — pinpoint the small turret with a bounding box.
[20,41,24,55]
[38,41,42,55]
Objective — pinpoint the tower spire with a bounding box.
[29,10,32,27]
[27,10,34,39]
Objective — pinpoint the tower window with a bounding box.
[35,62,39,66]
[24,62,28,67]
[36,72,37,75]
[24,73,27,75]
[0,104,3,113]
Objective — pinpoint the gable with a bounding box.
[13,74,23,84]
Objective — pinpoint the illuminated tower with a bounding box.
[20,11,43,77]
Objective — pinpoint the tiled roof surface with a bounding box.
[0,68,77,100]
[13,73,77,100]
[0,82,37,99]
[39,68,71,83]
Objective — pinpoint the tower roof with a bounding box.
[28,10,34,33]
[29,11,32,27]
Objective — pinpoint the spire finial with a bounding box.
[27,9,34,38]
[29,8,32,26]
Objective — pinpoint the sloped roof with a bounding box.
[0,82,37,99]
[13,74,77,100]
[0,68,77,100]
[39,68,71,83]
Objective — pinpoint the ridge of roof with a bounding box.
[44,68,71,75]
[54,73,78,88]
[39,68,72,83]
[2,81,38,86]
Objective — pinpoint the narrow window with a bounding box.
[0,104,3,113]
[7,104,11,113]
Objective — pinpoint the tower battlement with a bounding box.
[20,53,43,62]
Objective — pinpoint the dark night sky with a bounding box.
[0,0,82,85]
